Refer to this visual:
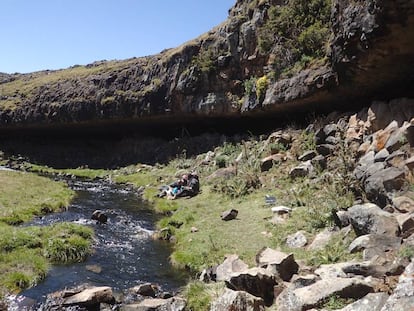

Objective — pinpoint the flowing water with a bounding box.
[9,179,186,308]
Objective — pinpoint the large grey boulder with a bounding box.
[63,286,114,307]
[364,167,406,205]
[256,247,299,281]
[348,234,402,260]
[225,268,277,306]
[336,292,389,311]
[210,289,265,311]
[216,254,249,282]
[276,277,373,311]
[308,229,337,251]
[347,203,400,236]
[380,261,414,311]
[314,261,374,279]
[286,231,307,248]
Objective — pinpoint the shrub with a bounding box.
[257,0,332,73]
[184,281,212,311]
[244,76,257,96]
[256,75,268,101]
[215,155,227,168]
[298,22,330,57]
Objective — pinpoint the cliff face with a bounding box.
[0,0,413,130]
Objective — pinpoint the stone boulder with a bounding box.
[225,268,277,306]
[364,167,406,205]
[347,203,400,236]
[215,254,249,282]
[348,234,402,260]
[308,229,337,251]
[210,289,265,311]
[315,261,375,279]
[276,277,373,311]
[286,231,307,248]
[289,161,314,179]
[122,297,186,311]
[91,210,108,224]
[221,209,238,221]
[129,283,159,298]
[298,150,317,162]
[380,261,414,311]
[256,247,299,282]
[260,154,285,172]
[63,286,114,307]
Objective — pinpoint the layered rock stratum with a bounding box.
[0,0,413,130]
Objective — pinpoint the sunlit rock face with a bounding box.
[0,0,413,131]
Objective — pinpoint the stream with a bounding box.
[9,179,186,309]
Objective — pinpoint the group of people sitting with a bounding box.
[157,172,200,200]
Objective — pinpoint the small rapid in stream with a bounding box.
[9,179,186,309]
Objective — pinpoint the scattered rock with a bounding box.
[221,209,238,221]
[270,206,291,215]
[298,150,317,162]
[190,227,199,233]
[348,234,402,261]
[260,154,285,172]
[374,148,390,162]
[289,160,314,179]
[91,210,108,224]
[286,231,307,248]
[129,283,159,298]
[276,277,373,311]
[225,268,277,306]
[85,265,102,274]
[216,254,249,282]
[63,286,114,307]
[256,247,299,282]
[307,229,336,251]
[347,203,400,236]
[210,288,265,311]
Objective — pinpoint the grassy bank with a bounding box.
[112,131,358,271]
[0,171,93,297]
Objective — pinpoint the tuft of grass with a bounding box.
[183,281,225,311]
[0,171,93,296]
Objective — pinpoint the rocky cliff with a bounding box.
[0,0,413,130]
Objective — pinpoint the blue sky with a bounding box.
[0,0,235,73]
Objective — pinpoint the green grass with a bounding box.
[27,163,109,180]
[0,170,74,224]
[0,171,93,296]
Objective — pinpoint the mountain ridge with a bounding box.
[0,0,413,131]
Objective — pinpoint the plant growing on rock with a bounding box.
[255,75,268,101]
